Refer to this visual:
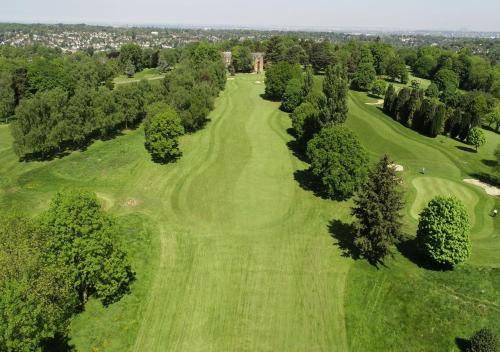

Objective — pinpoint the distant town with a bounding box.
[0,23,499,58]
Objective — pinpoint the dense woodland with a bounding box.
[0,42,224,160]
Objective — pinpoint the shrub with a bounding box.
[467,127,486,151]
[468,328,498,352]
[416,196,471,267]
[370,80,387,98]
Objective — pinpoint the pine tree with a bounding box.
[320,64,349,125]
[352,155,405,264]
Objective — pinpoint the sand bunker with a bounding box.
[389,164,404,172]
[464,179,500,196]
[365,99,384,106]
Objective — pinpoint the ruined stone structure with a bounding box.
[252,52,264,73]
[222,51,264,73]
[222,51,232,67]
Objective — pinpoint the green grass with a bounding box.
[0,74,498,351]
[113,68,165,85]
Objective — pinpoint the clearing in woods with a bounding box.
[0,74,498,351]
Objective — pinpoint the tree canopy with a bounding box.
[144,107,185,163]
[306,125,368,200]
[416,196,471,267]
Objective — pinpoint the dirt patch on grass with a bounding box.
[389,163,404,172]
[227,77,235,80]
[255,81,263,84]
[464,179,500,196]
[365,99,384,105]
[123,198,142,207]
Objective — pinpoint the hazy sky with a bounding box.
[1,0,499,31]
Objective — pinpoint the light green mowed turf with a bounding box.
[0,74,498,351]
[410,176,479,222]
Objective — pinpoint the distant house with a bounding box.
[222,51,264,73]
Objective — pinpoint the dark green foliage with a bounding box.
[413,54,438,79]
[0,72,15,122]
[306,125,369,200]
[144,107,185,163]
[0,215,75,352]
[425,83,440,98]
[232,45,253,73]
[120,43,144,72]
[467,328,498,352]
[291,101,321,143]
[416,196,471,267]
[302,66,315,100]
[320,64,349,125]
[393,87,411,123]
[264,36,286,64]
[310,40,336,72]
[386,56,408,83]
[42,189,134,306]
[281,78,304,112]
[434,68,459,93]
[114,83,146,129]
[467,127,486,151]
[351,61,376,91]
[264,61,302,101]
[384,86,450,138]
[124,60,136,78]
[352,155,405,264]
[383,84,396,114]
[370,80,387,98]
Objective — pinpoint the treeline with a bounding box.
[400,46,500,98]
[6,42,225,160]
[384,84,496,142]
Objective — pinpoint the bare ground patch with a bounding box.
[464,179,500,197]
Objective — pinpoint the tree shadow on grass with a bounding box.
[42,333,75,352]
[286,139,309,163]
[481,159,498,168]
[328,219,359,260]
[455,337,470,352]
[470,172,500,188]
[456,145,477,153]
[396,238,453,271]
[293,169,329,200]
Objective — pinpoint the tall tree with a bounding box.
[0,72,15,122]
[351,61,376,91]
[321,64,349,125]
[232,45,253,73]
[383,84,396,114]
[144,107,185,163]
[42,189,134,306]
[306,125,368,200]
[352,155,405,264]
[0,215,75,351]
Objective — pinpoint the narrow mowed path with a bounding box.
[131,74,351,351]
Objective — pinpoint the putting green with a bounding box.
[410,176,479,224]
